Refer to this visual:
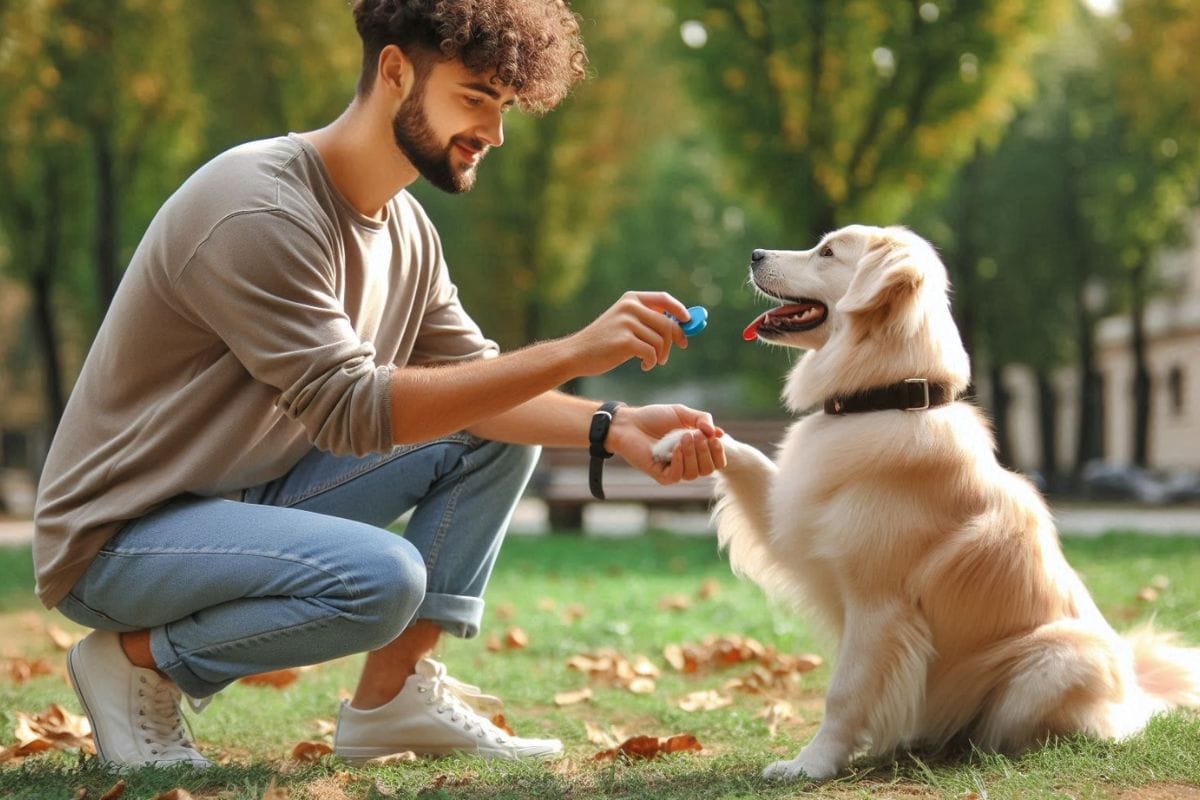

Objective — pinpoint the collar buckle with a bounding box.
[903,378,931,411]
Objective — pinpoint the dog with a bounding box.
[654,225,1200,781]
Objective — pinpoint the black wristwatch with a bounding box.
[588,401,623,500]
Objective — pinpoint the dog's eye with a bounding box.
[820,245,834,257]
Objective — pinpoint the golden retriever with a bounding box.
[655,224,1200,781]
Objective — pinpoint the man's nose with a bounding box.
[481,113,504,148]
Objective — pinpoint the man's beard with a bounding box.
[392,89,483,194]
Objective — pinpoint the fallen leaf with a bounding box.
[427,774,471,790]
[5,704,93,761]
[697,578,721,600]
[563,603,586,623]
[495,602,516,621]
[6,657,54,684]
[290,740,333,762]
[314,718,336,737]
[261,780,288,800]
[46,624,82,651]
[626,676,656,695]
[485,633,502,652]
[584,721,620,749]
[755,699,796,736]
[657,594,692,611]
[677,690,732,712]
[554,687,593,706]
[505,627,529,649]
[1137,587,1160,603]
[99,780,127,800]
[239,668,300,689]
[537,597,557,612]
[150,791,196,800]
[593,733,705,761]
[70,788,87,800]
[365,751,417,765]
[566,648,659,694]
[1150,574,1170,591]
[490,714,515,735]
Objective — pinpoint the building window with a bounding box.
[1168,365,1185,416]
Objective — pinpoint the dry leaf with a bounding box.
[99,780,127,800]
[566,648,659,693]
[626,676,657,695]
[697,578,721,600]
[6,657,54,684]
[1150,574,1170,591]
[490,714,515,736]
[536,597,557,612]
[70,789,87,800]
[678,690,732,712]
[46,624,82,651]
[553,687,593,706]
[563,603,586,623]
[261,780,289,800]
[505,627,529,649]
[290,740,333,762]
[239,668,300,689]
[6,704,93,761]
[756,699,796,736]
[151,791,196,800]
[1137,587,1160,603]
[485,633,502,652]
[314,718,336,737]
[657,594,692,612]
[584,721,620,749]
[495,602,516,621]
[365,751,417,765]
[593,733,704,761]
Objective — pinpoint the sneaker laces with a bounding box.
[415,659,509,743]
[135,673,201,759]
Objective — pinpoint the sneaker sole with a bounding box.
[335,744,563,762]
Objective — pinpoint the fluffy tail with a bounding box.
[1126,625,1200,708]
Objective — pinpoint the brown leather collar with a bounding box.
[824,378,954,415]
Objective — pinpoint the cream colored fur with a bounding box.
[657,225,1200,781]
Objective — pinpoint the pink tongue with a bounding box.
[743,313,768,341]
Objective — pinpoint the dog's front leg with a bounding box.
[765,602,932,781]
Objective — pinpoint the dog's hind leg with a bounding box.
[764,601,934,781]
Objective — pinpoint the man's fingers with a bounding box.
[679,431,700,481]
[628,290,689,322]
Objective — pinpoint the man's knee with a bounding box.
[351,536,427,649]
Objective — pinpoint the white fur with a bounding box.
[658,225,1200,782]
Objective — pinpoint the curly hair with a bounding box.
[352,0,587,113]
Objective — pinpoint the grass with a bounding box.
[1,530,1199,799]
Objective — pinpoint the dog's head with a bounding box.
[744,225,971,411]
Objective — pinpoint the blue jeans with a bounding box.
[55,434,540,698]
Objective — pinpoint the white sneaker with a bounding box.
[67,630,210,769]
[334,658,563,761]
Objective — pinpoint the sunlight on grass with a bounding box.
[1,531,1199,798]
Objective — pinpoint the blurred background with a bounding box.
[1,0,1198,518]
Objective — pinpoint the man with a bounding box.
[33,0,725,769]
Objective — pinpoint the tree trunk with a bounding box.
[1129,260,1152,468]
[1073,288,1102,479]
[1035,368,1058,492]
[33,166,68,435]
[988,362,1012,467]
[93,122,119,313]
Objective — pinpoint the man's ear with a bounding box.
[836,237,924,319]
[377,44,411,99]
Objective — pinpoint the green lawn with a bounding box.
[1,531,1199,799]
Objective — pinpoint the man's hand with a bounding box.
[566,292,691,375]
[606,404,726,484]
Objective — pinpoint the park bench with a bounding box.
[527,418,790,530]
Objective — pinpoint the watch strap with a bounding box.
[588,401,623,499]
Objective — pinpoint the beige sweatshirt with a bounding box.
[33,134,498,608]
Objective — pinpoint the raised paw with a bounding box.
[651,428,689,464]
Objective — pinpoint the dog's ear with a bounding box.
[835,235,924,321]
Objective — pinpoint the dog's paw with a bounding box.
[651,428,689,464]
[762,746,841,782]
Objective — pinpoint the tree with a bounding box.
[665,0,1071,247]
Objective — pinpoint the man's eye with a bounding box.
[820,246,834,257]
[464,96,484,107]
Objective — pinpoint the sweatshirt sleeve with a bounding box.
[172,209,393,456]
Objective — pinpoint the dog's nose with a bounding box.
[751,249,767,263]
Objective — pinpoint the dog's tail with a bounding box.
[1125,625,1200,709]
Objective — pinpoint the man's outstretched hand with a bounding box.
[606,404,726,484]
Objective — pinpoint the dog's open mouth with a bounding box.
[743,301,828,341]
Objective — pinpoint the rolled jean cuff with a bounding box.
[417,592,485,639]
[149,627,223,699]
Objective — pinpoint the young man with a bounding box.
[33,0,725,769]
